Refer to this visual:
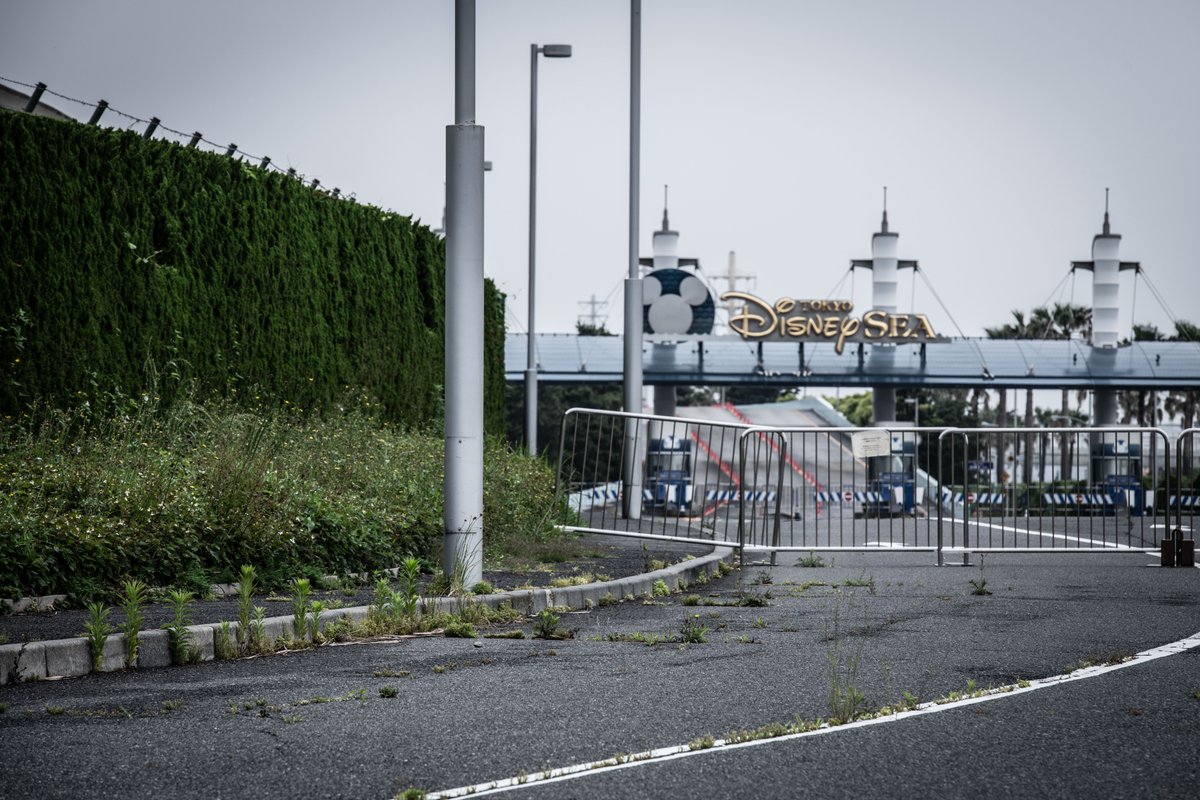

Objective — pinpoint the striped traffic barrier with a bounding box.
[1042,493,1115,507]
[704,489,777,503]
[814,491,886,504]
[941,492,1007,505]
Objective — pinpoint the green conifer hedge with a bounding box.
[0,110,504,433]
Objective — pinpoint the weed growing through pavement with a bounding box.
[397,556,422,615]
[291,578,312,641]
[679,615,709,644]
[1065,650,1134,672]
[166,589,200,665]
[735,590,771,607]
[532,609,571,640]
[379,686,399,698]
[825,601,867,724]
[236,565,256,652]
[969,557,992,596]
[484,629,525,639]
[82,601,112,671]
[796,552,825,568]
[472,580,495,595]
[902,691,919,710]
[118,579,147,667]
[651,579,670,597]
[161,699,183,712]
[603,630,672,646]
[443,619,478,638]
[214,621,237,660]
[310,600,328,643]
[551,572,612,588]
[248,606,269,653]
[373,668,411,678]
[430,538,476,597]
[396,788,427,800]
[682,594,701,606]
[841,572,875,591]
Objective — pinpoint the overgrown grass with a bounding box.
[0,397,569,601]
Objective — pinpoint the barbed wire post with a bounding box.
[86,100,108,126]
[22,82,47,113]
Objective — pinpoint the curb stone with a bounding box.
[0,546,734,685]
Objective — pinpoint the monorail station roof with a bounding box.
[507,333,1200,390]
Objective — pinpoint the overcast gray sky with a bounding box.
[4,0,1197,339]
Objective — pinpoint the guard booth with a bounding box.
[863,432,917,516]
[644,436,693,515]
[967,459,994,485]
[1092,435,1146,516]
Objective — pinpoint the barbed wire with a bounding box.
[1,74,359,202]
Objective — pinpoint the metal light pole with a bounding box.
[621,0,644,519]
[525,43,573,457]
[444,0,485,587]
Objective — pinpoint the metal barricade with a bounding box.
[1167,428,1198,565]
[555,410,1180,565]
[735,426,947,553]
[554,407,753,547]
[935,426,1170,563]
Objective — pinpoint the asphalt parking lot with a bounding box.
[1,550,1197,799]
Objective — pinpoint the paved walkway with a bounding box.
[1,549,1197,799]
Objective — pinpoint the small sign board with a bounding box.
[852,429,891,459]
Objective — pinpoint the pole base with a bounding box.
[1160,531,1195,567]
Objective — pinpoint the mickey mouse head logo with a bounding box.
[643,268,715,335]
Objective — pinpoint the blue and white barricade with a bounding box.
[704,489,777,503]
[1168,495,1199,509]
[940,491,1007,506]
[569,482,622,512]
[814,490,887,504]
[1042,492,1116,508]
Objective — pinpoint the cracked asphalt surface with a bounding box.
[1,550,1197,799]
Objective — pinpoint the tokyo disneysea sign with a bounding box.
[721,291,947,354]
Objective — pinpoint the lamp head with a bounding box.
[540,44,572,58]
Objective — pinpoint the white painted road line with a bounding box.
[425,629,1200,799]
[971,519,1140,549]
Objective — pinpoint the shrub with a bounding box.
[0,401,564,599]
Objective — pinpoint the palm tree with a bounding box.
[986,305,1093,484]
[1120,324,1166,425]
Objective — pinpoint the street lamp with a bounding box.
[526,43,572,455]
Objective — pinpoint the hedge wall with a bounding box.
[0,110,504,433]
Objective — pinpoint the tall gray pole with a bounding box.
[621,0,645,519]
[444,0,485,588]
[526,44,540,456]
[524,44,571,457]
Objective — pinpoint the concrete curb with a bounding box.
[0,546,735,685]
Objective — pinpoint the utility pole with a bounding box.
[577,294,608,330]
[709,250,756,334]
